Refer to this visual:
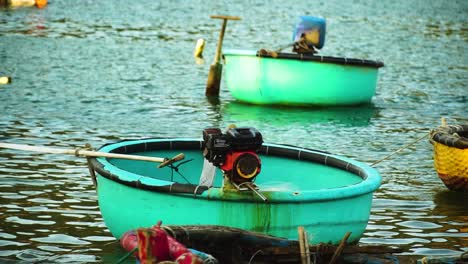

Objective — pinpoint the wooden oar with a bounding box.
[205,15,241,97]
[0,142,184,165]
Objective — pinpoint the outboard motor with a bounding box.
[292,16,326,53]
[203,127,263,185]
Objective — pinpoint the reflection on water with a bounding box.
[362,190,468,256]
[432,190,468,245]
[222,102,377,127]
[433,190,468,217]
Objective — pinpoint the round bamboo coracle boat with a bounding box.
[89,129,381,245]
[222,16,384,107]
[430,124,468,191]
[223,49,384,106]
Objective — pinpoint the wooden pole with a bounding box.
[329,231,351,264]
[0,142,184,164]
[298,226,310,264]
[303,229,311,264]
[205,15,240,97]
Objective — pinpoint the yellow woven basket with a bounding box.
[430,124,468,191]
[433,142,468,190]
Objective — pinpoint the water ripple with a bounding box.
[6,217,55,226]
[31,234,91,245]
[1,0,467,262]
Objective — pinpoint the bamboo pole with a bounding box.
[298,226,310,264]
[0,142,184,164]
[303,229,311,264]
[329,231,351,264]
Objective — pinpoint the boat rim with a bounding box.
[430,124,468,149]
[90,138,381,203]
[223,48,384,68]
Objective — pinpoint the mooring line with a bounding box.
[370,132,429,167]
[115,247,138,264]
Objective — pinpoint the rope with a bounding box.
[161,225,176,239]
[248,250,263,264]
[275,42,295,52]
[370,132,429,166]
[115,246,137,264]
[74,147,82,157]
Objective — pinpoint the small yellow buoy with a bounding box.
[194,38,205,58]
[35,0,47,8]
[7,0,35,8]
[0,76,11,85]
[3,0,47,8]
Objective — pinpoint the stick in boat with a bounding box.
[205,15,241,96]
[157,153,185,168]
[0,142,184,165]
[329,231,351,264]
[298,226,310,264]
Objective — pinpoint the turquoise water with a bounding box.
[0,0,467,262]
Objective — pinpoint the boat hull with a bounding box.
[91,139,381,245]
[223,49,383,106]
[430,124,468,191]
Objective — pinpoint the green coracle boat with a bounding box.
[222,16,384,106]
[223,50,384,106]
[90,129,381,245]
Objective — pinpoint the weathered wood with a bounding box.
[161,225,403,264]
[157,153,185,168]
[0,142,184,164]
[303,229,311,264]
[329,231,351,264]
[298,226,309,264]
[205,15,240,96]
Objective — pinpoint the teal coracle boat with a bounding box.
[89,132,381,245]
[223,49,384,106]
[221,16,384,106]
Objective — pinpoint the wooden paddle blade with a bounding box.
[205,63,223,96]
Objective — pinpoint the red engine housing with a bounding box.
[220,150,261,184]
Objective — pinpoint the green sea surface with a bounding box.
[0,0,467,262]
